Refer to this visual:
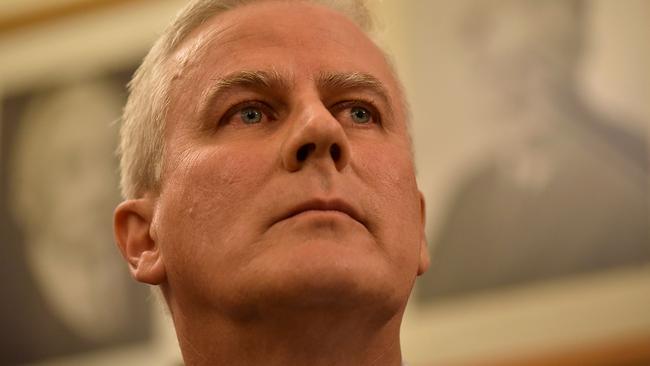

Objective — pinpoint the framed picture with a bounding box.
[391,0,650,364]
[0,1,182,364]
[0,41,153,366]
[414,0,649,303]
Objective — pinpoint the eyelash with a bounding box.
[332,100,381,126]
[217,99,381,127]
[219,100,276,126]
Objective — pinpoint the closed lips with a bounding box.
[278,199,366,227]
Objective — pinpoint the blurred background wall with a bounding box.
[0,1,648,365]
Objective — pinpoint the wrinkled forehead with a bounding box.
[172,2,369,65]
[167,1,402,99]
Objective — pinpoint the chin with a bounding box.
[228,242,412,320]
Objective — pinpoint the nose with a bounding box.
[281,105,351,172]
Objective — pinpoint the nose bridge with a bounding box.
[281,98,351,172]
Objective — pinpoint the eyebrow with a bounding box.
[197,70,394,124]
[316,71,393,110]
[197,69,289,117]
[210,70,289,92]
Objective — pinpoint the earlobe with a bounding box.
[114,198,166,285]
[416,191,430,276]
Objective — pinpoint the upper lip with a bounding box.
[277,198,366,227]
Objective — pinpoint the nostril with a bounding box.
[296,143,316,162]
[330,144,341,161]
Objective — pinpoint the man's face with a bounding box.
[154,1,428,317]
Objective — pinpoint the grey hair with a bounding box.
[119,0,377,199]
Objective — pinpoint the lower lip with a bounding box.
[272,210,366,231]
[290,210,353,220]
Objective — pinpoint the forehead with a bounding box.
[169,1,399,96]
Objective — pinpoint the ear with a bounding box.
[114,198,166,285]
[416,191,430,276]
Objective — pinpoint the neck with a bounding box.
[169,300,405,366]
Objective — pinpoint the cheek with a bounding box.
[355,141,421,243]
[166,147,256,219]
[154,144,273,278]
[356,141,418,205]
[353,142,423,290]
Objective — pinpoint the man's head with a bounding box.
[118,0,375,200]
[114,0,428,363]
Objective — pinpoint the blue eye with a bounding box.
[240,107,263,124]
[350,106,371,124]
